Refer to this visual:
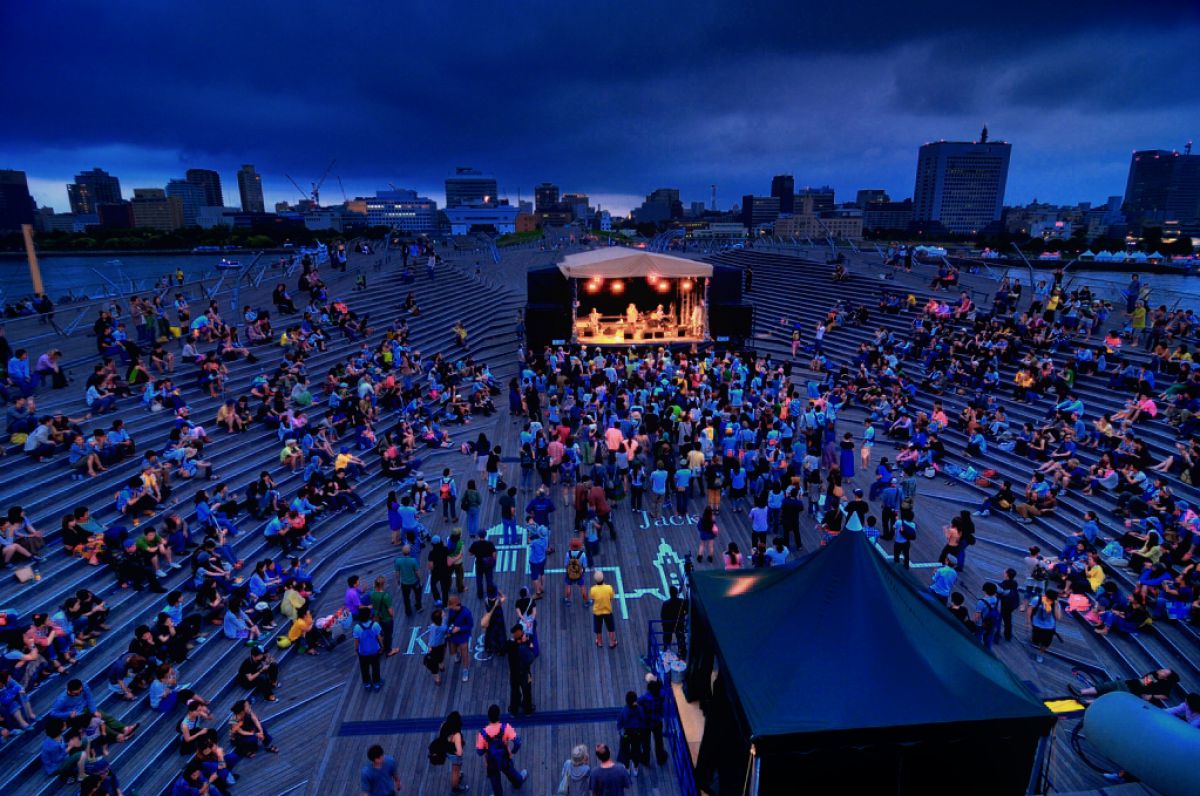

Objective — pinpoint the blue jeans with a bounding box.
[502,517,518,545]
[465,507,480,536]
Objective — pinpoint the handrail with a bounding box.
[646,619,699,796]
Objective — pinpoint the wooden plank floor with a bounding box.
[222,383,1134,795]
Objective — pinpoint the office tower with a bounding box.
[0,170,36,231]
[444,167,498,208]
[237,164,265,213]
[364,189,438,233]
[1123,148,1200,234]
[185,168,224,207]
[131,187,183,230]
[913,127,1011,235]
[67,167,123,214]
[166,179,206,227]
[741,194,781,229]
[770,174,795,214]
[534,183,560,212]
[855,189,889,208]
[632,188,682,223]
[795,186,835,213]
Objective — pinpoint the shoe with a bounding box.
[170,562,182,570]
[518,770,528,785]
[631,766,638,778]
[1067,684,1082,697]
[155,569,168,578]
[1036,654,1044,663]
[1102,773,1126,783]
[461,670,469,682]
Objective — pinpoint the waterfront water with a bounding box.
[0,252,241,301]
[993,266,1195,310]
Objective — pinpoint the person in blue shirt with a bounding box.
[360,744,403,792]
[525,488,555,527]
[7,349,36,396]
[929,558,958,604]
[648,462,669,519]
[39,718,83,778]
[672,465,691,515]
[48,679,136,740]
[527,524,549,599]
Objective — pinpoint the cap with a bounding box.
[431,534,443,545]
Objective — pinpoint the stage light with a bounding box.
[646,275,658,285]
[585,280,600,293]
[681,279,693,292]
[656,280,670,293]
[611,280,625,294]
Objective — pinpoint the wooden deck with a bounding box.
[198,400,1138,795]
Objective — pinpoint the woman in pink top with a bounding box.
[723,542,744,570]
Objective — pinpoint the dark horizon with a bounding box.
[3,1,1198,214]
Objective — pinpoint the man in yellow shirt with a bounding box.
[590,571,617,649]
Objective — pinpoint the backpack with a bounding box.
[439,479,452,500]
[899,520,916,541]
[428,736,450,766]
[354,622,381,656]
[712,471,725,489]
[980,597,1001,630]
[481,725,511,767]
[566,551,584,581]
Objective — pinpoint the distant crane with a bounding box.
[337,176,348,203]
[710,184,717,211]
[283,158,338,206]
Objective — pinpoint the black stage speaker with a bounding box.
[524,304,573,350]
[708,303,754,345]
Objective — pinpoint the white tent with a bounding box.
[1130,251,1149,262]
[557,248,713,279]
[1080,250,1096,260]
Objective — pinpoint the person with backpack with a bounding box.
[475,704,527,794]
[461,479,484,537]
[974,582,1001,650]
[369,576,399,657]
[352,606,384,691]
[429,711,468,794]
[892,506,916,569]
[563,538,588,604]
[518,443,535,492]
[998,568,1021,641]
[439,468,459,523]
[616,690,648,777]
[1027,588,1061,663]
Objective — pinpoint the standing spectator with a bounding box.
[590,571,617,648]
[359,744,402,796]
[639,674,668,765]
[446,595,474,683]
[498,487,519,545]
[475,704,528,794]
[369,576,399,657]
[892,506,916,569]
[470,532,498,600]
[588,743,632,795]
[1027,588,1061,663]
[558,744,592,796]
[435,711,470,793]
[616,690,648,777]
[428,536,453,605]
[352,607,384,691]
[503,623,537,716]
[393,545,423,616]
[998,568,1021,642]
[659,585,688,657]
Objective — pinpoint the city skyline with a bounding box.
[3,1,1198,216]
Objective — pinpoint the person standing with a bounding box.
[446,595,474,683]
[648,462,669,519]
[475,704,528,794]
[563,538,588,604]
[352,607,384,691]
[461,480,484,537]
[470,532,498,600]
[557,745,591,796]
[393,545,423,617]
[1028,588,1061,663]
[498,487,519,545]
[360,744,401,796]
[639,674,668,766]
[503,623,537,716]
[428,536,453,605]
[590,571,617,649]
[527,523,548,600]
[892,506,916,568]
[998,568,1021,642]
[588,743,632,795]
[369,576,399,657]
[659,585,688,656]
[437,711,470,794]
[616,690,649,777]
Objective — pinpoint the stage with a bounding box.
[524,248,753,350]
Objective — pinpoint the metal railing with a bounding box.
[646,618,700,796]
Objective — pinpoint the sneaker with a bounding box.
[170,562,182,569]
[461,670,469,683]
[1035,654,1044,663]
[518,770,528,785]
[155,569,168,578]
[631,766,639,778]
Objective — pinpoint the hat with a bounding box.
[255,601,269,612]
[853,488,863,496]
[431,534,443,545]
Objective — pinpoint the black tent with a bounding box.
[684,532,1055,794]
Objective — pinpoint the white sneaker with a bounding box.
[461,670,469,682]
[155,569,168,578]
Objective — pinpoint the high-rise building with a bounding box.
[364,189,438,234]
[1122,148,1200,234]
[165,179,206,227]
[855,189,889,208]
[741,195,781,229]
[445,167,498,208]
[185,168,224,207]
[862,199,914,233]
[912,127,1011,235]
[770,174,795,214]
[237,165,265,213]
[534,183,560,213]
[67,167,122,214]
[0,170,36,232]
[131,188,183,231]
[796,186,835,213]
[632,188,683,223]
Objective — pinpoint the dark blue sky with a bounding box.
[3,1,1198,215]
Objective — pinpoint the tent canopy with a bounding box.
[557,248,713,280]
[689,531,1053,750]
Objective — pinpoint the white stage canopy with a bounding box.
[557,248,713,280]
